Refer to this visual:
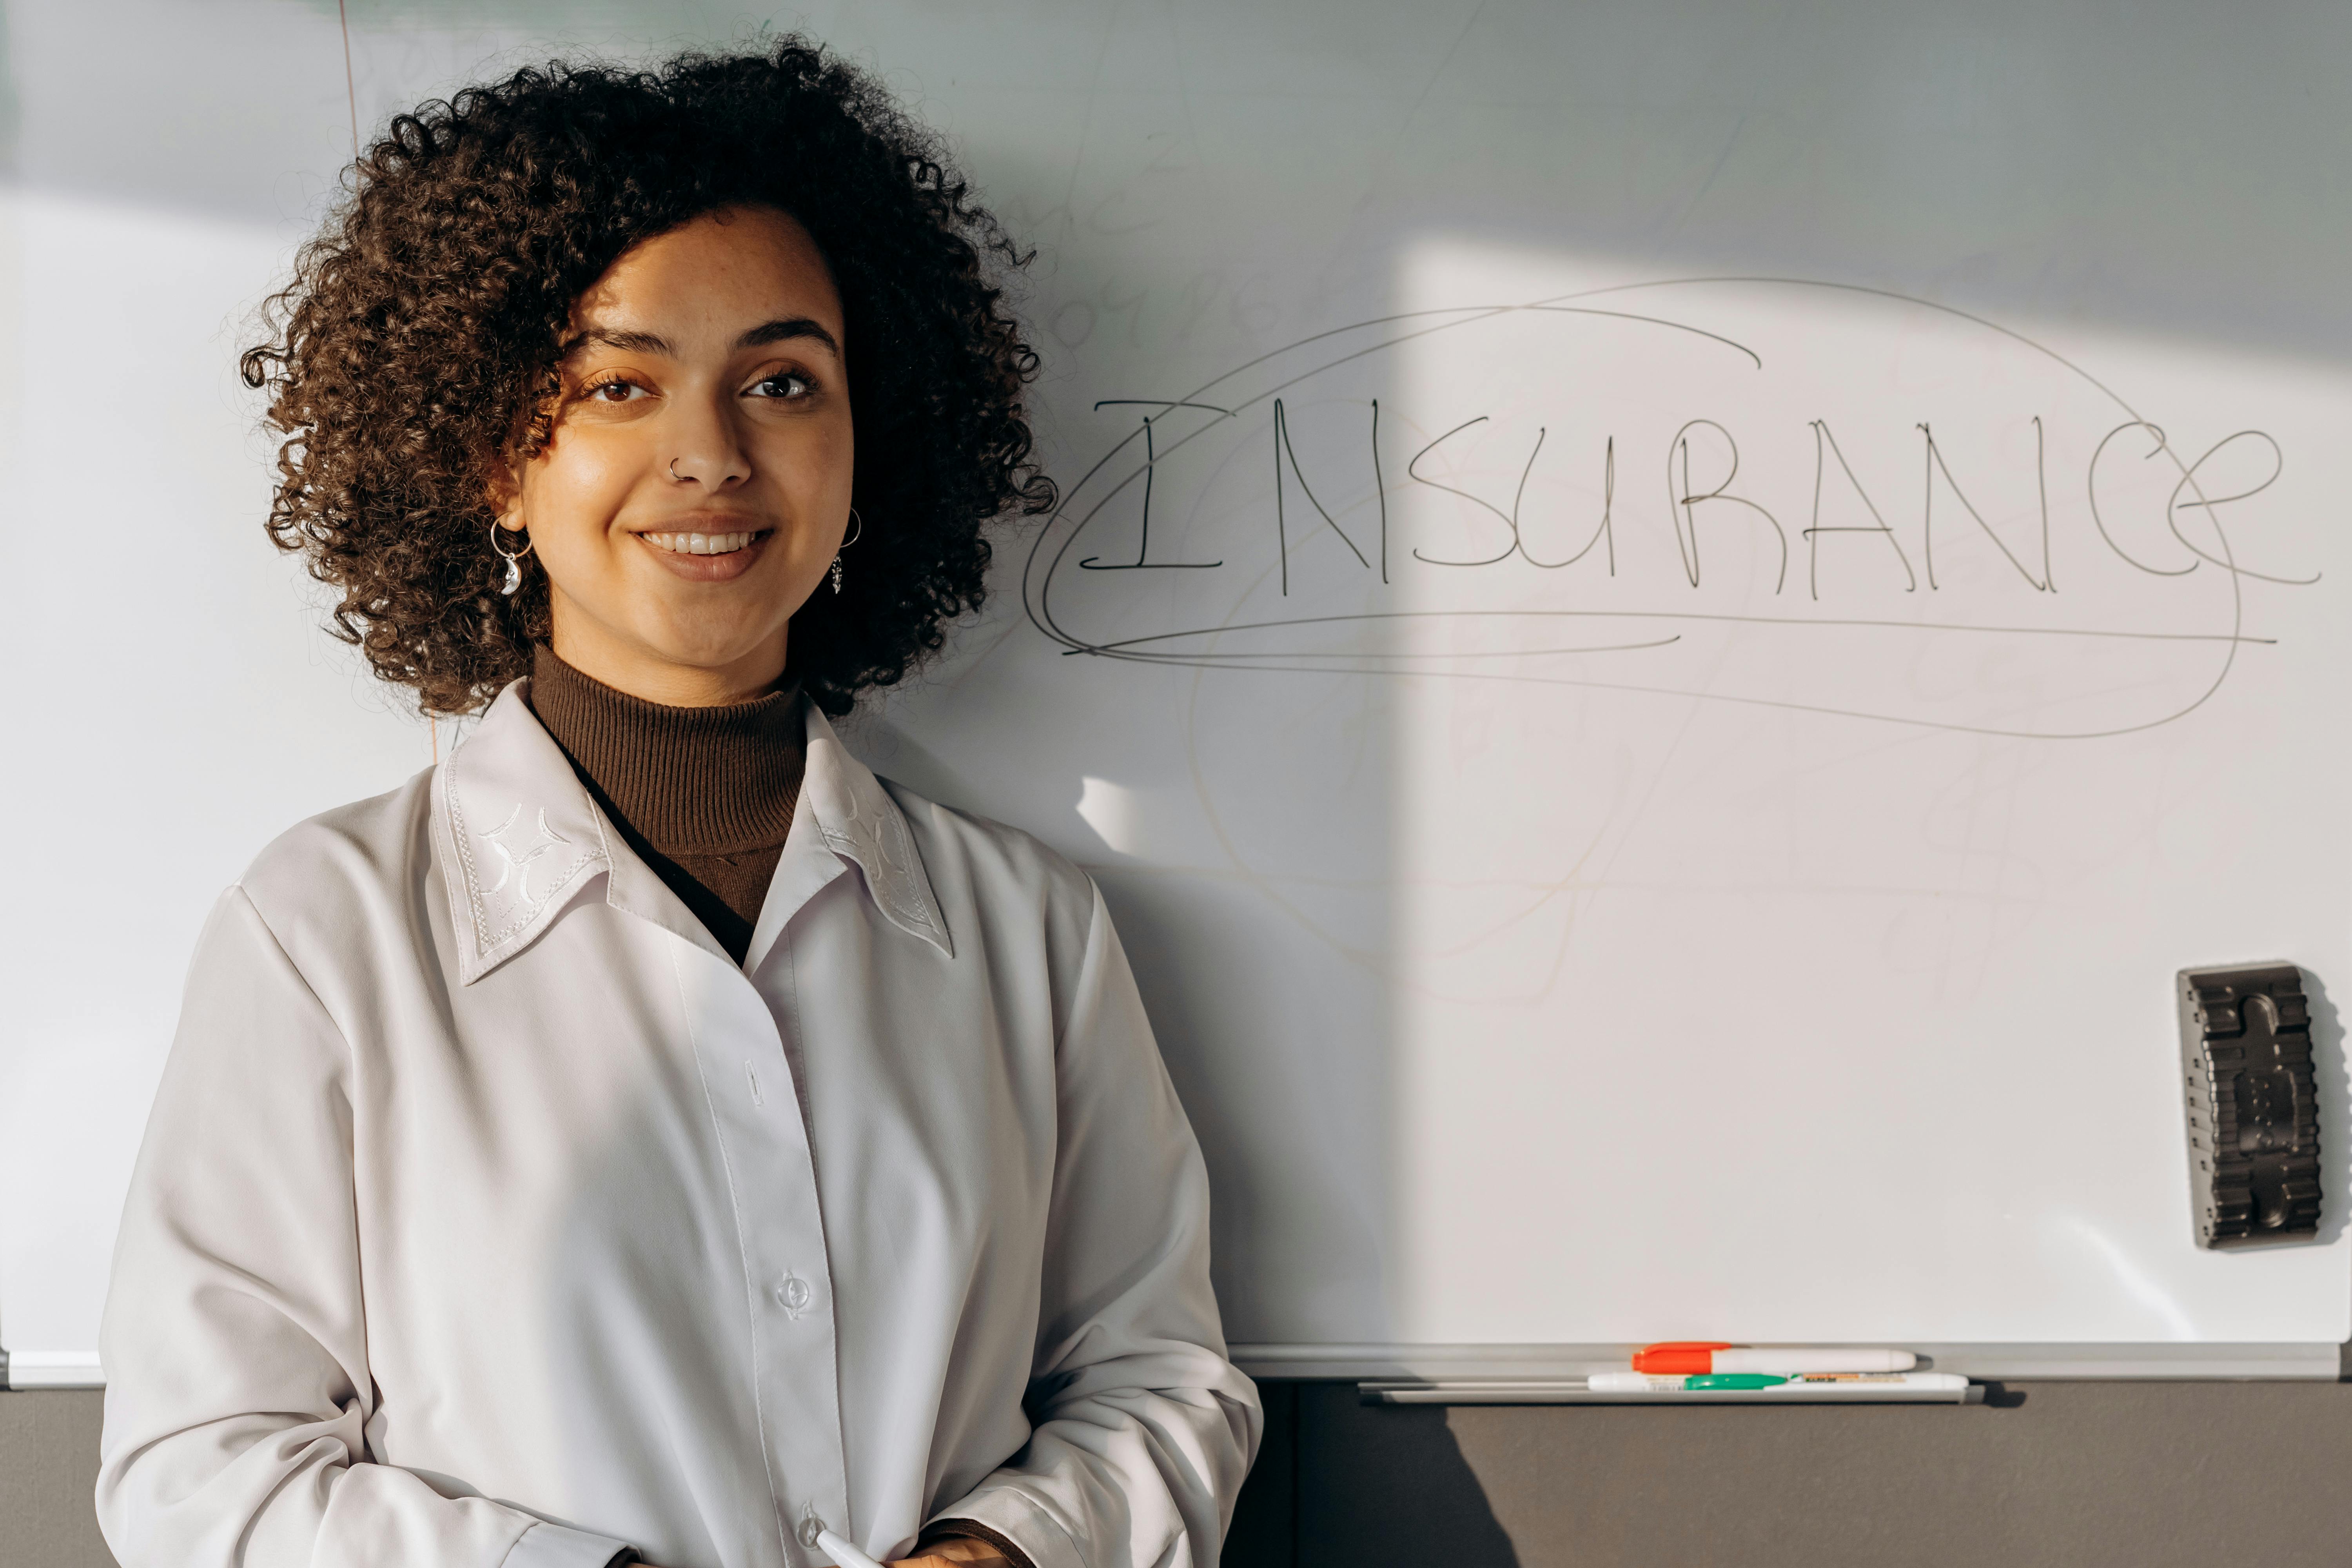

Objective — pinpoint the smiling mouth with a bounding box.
[641,529,769,556]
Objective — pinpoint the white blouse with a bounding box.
[94,684,1259,1568]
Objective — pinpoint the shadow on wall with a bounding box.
[2294,969,2348,1248]
[23,0,2352,367]
[1224,1384,1520,1568]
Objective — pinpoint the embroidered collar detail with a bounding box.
[432,684,613,984]
[797,705,952,958]
[433,682,951,984]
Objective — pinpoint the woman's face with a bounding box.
[499,204,853,704]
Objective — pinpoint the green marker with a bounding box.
[1586,1372,1793,1392]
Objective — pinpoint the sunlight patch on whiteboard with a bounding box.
[1076,776,1143,858]
[2050,1214,2200,1340]
[1375,233,2352,1343]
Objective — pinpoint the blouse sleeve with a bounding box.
[924,882,1263,1568]
[94,888,635,1568]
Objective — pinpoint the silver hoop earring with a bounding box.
[831,508,863,595]
[490,519,533,597]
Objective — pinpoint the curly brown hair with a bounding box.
[241,39,1055,716]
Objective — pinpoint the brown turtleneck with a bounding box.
[527,645,805,964]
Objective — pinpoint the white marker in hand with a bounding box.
[814,1525,889,1568]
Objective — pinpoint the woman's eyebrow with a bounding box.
[735,317,840,355]
[556,319,840,360]
[561,327,673,358]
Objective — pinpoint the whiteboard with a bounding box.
[6,0,2352,1379]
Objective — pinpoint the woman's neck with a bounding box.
[547,605,789,707]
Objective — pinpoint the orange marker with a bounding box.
[1632,1341,1918,1375]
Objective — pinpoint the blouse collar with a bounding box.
[432,680,951,984]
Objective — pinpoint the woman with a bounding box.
[94,42,1258,1568]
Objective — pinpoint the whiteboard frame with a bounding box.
[15,1343,2336,1390]
[1232,1342,2345,1381]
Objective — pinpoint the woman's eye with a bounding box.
[750,371,814,399]
[589,379,642,402]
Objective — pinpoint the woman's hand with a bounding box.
[638,1558,1009,1568]
[891,1537,1016,1568]
[640,1532,1015,1568]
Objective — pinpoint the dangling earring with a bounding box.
[490,517,533,596]
[831,508,863,594]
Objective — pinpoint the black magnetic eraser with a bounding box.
[2179,964,2322,1249]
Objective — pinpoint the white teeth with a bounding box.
[644,530,756,555]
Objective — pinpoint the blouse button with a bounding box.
[777,1272,813,1319]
